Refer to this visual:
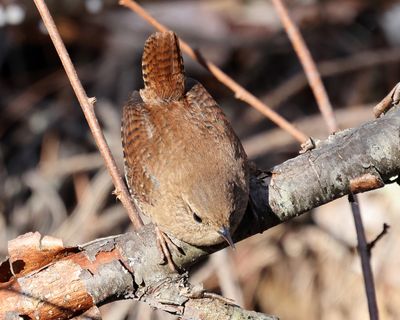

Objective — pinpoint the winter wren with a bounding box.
[121,31,249,247]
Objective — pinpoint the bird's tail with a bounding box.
[141,31,185,102]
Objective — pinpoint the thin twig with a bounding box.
[119,0,308,143]
[271,0,338,133]
[348,194,379,320]
[264,47,400,109]
[368,223,390,253]
[33,0,143,230]
[271,1,377,318]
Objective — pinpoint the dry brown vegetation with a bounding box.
[1,0,400,319]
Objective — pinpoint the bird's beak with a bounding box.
[218,226,235,249]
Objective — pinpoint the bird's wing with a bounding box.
[121,91,158,207]
[184,78,245,160]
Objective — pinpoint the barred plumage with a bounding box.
[121,31,249,248]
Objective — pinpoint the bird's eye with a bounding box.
[193,213,202,223]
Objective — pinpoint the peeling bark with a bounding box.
[1,106,399,319]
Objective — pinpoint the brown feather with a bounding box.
[141,31,184,103]
[121,32,249,246]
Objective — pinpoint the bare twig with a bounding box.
[368,223,390,253]
[243,105,373,158]
[55,169,112,243]
[41,153,103,177]
[348,194,379,320]
[271,0,337,133]
[270,1,380,317]
[33,0,143,230]
[119,0,308,143]
[374,82,400,117]
[1,70,65,138]
[264,48,400,109]
[270,2,377,318]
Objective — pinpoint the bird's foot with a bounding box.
[155,226,179,272]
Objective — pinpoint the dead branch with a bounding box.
[32,0,143,230]
[271,0,337,133]
[264,48,400,109]
[348,194,379,320]
[268,3,383,316]
[1,102,399,319]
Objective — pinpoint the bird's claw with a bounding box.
[155,227,178,272]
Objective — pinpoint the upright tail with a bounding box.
[141,31,185,102]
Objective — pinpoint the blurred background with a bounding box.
[1,0,400,319]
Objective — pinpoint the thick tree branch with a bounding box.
[1,105,399,319]
[0,231,276,320]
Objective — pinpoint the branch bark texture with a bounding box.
[268,107,399,220]
[1,106,399,319]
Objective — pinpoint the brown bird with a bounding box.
[121,31,249,256]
